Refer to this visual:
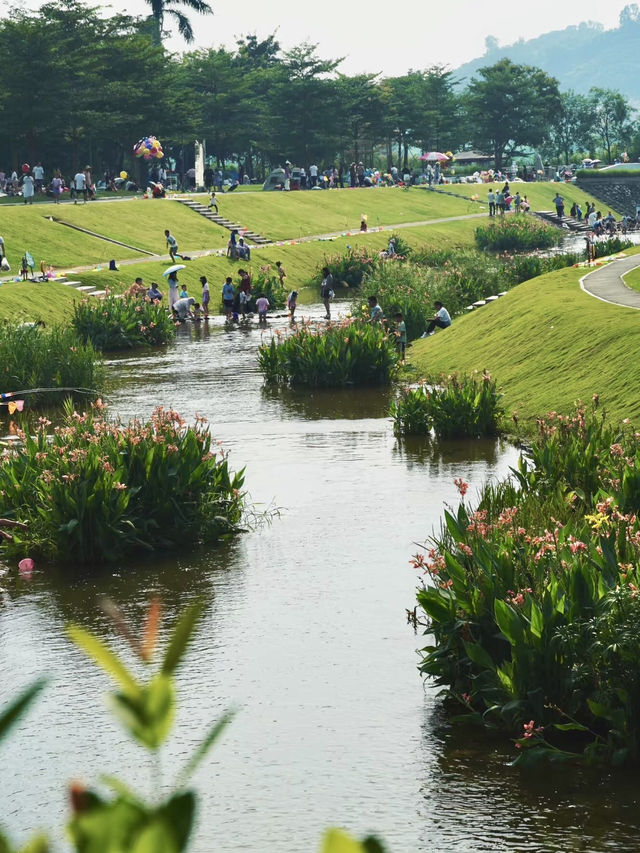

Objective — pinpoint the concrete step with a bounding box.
[89,290,107,297]
[76,285,96,292]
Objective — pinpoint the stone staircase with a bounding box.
[177,198,271,245]
[535,210,589,232]
[60,279,106,297]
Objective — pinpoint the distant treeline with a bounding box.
[0,0,638,179]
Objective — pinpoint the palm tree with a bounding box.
[146,0,213,43]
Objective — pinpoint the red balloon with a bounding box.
[22,163,30,173]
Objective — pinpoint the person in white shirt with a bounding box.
[309,163,318,187]
[32,163,44,193]
[22,174,35,204]
[423,301,452,337]
[73,170,87,204]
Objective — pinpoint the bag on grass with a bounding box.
[0,257,9,271]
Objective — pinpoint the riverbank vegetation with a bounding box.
[258,320,399,387]
[392,373,503,438]
[72,294,176,350]
[0,322,101,404]
[416,402,640,767]
[0,403,245,563]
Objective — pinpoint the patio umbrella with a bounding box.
[162,264,186,277]
[419,152,448,162]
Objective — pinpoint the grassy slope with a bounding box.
[438,182,622,216]
[622,266,640,293]
[68,219,480,304]
[0,199,230,270]
[202,186,477,240]
[0,279,81,324]
[409,250,640,426]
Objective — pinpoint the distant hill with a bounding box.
[453,5,640,104]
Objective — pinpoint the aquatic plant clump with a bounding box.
[415,403,640,767]
[0,322,102,406]
[249,265,287,309]
[72,294,176,350]
[475,217,563,252]
[258,319,399,387]
[0,403,245,563]
[392,372,504,438]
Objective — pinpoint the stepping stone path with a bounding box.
[60,279,106,297]
[534,210,589,232]
[177,198,271,245]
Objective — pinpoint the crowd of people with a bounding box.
[0,164,99,203]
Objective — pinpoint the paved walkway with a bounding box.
[580,254,640,309]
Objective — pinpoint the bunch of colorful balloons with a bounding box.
[133,136,164,161]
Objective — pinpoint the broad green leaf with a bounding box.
[67,624,139,695]
[496,665,514,694]
[19,836,49,853]
[553,722,589,732]
[529,599,544,640]
[131,821,178,853]
[157,792,196,851]
[162,602,204,676]
[494,599,523,647]
[463,640,495,671]
[0,679,47,744]
[178,709,235,785]
[320,828,367,853]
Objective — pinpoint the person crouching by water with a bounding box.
[422,301,451,337]
[172,296,195,322]
[320,266,334,320]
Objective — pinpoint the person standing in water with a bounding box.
[320,266,334,320]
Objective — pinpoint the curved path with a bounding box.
[580,254,640,309]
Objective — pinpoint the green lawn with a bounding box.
[0,199,230,271]
[622,266,640,293]
[199,186,478,240]
[409,249,640,427]
[0,279,81,325]
[438,182,622,216]
[68,218,480,305]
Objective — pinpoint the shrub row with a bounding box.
[72,294,176,350]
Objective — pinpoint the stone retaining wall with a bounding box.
[575,176,640,217]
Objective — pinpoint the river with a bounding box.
[2,306,640,852]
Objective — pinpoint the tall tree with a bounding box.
[587,87,633,163]
[145,0,213,44]
[544,90,593,163]
[465,58,561,170]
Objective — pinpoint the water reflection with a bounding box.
[393,435,503,471]
[261,385,393,421]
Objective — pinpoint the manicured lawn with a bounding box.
[0,206,142,271]
[68,218,480,306]
[200,186,477,240]
[439,182,622,216]
[622,265,640,293]
[0,199,230,271]
[409,248,640,427]
[0,279,81,325]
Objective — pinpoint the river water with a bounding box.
[2,306,640,852]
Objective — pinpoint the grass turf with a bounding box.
[195,186,479,241]
[0,279,82,325]
[435,182,622,217]
[66,218,481,307]
[622,266,640,293]
[409,249,640,427]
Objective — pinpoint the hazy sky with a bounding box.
[3,0,633,75]
[119,0,631,73]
